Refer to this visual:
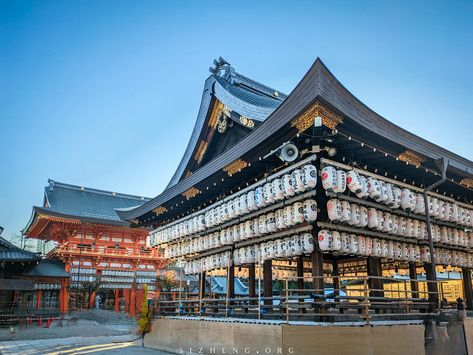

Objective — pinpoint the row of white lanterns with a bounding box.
[34,283,61,290]
[234,233,315,266]
[69,268,96,275]
[101,270,135,277]
[151,164,318,246]
[321,165,473,227]
[101,277,134,283]
[183,251,232,274]
[327,199,472,247]
[318,229,473,268]
[164,200,317,259]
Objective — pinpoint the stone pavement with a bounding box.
[0,334,171,354]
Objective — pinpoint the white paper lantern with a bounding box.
[340,233,350,253]
[375,181,389,203]
[258,215,268,234]
[340,200,351,222]
[303,199,318,222]
[318,230,332,251]
[367,177,382,200]
[348,204,360,226]
[367,207,379,229]
[284,205,295,226]
[291,235,302,256]
[327,199,343,222]
[266,212,278,233]
[347,170,363,194]
[357,206,369,228]
[263,182,275,205]
[400,189,416,212]
[291,169,305,194]
[300,233,314,254]
[301,164,317,189]
[247,190,258,211]
[275,208,286,230]
[356,176,370,199]
[271,178,285,201]
[282,174,295,197]
[357,235,366,256]
[333,170,347,193]
[321,166,337,191]
[349,234,358,254]
[332,231,342,251]
[255,186,267,209]
[291,202,305,224]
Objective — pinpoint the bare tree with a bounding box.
[8,233,36,251]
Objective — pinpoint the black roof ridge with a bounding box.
[46,179,151,201]
[229,71,287,100]
[31,206,131,226]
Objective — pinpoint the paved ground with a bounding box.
[0,310,137,341]
[0,335,171,354]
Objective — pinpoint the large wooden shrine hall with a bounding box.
[117,57,473,325]
[23,179,168,315]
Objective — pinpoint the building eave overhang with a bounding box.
[24,207,134,237]
[118,58,473,222]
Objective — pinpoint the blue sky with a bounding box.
[1,0,472,239]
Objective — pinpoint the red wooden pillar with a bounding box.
[36,290,42,310]
[89,291,96,309]
[114,289,120,312]
[129,285,136,316]
[63,281,69,314]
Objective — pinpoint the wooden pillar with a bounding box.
[89,291,96,309]
[129,285,136,316]
[297,256,306,313]
[62,280,69,314]
[367,257,383,298]
[199,272,206,300]
[409,263,419,299]
[36,290,42,310]
[332,260,340,299]
[248,264,256,298]
[311,249,324,295]
[228,265,235,299]
[263,260,273,306]
[248,264,256,307]
[114,289,120,312]
[424,263,439,310]
[462,268,473,310]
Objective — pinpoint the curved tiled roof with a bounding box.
[118,58,473,222]
[23,180,151,234]
[0,236,40,262]
[165,66,286,189]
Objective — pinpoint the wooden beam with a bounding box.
[462,268,473,311]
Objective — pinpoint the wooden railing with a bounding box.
[48,245,164,259]
[152,275,445,324]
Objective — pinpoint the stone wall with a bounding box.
[144,318,425,355]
